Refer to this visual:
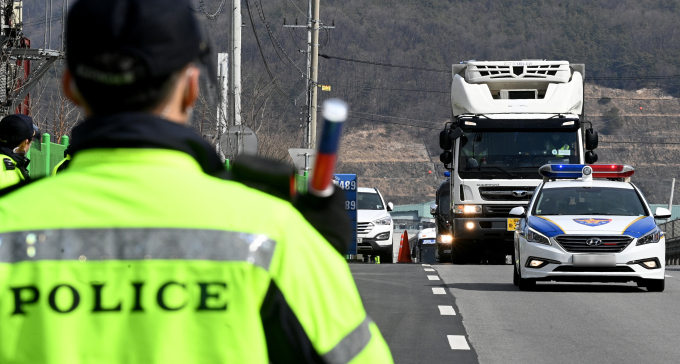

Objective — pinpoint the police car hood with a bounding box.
[528,215,656,238]
[416,228,436,240]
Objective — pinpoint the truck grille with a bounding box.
[479,187,535,201]
[357,222,374,235]
[554,235,633,253]
[483,205,523,215]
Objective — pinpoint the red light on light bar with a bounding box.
[589,164,635,178]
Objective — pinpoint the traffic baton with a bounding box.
[309,99,348,197]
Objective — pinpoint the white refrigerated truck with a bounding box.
[434,60,599,263]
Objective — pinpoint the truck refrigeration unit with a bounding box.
[434,60,599,264]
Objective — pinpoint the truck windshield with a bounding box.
[458,131,579,176]
[358,192,384,210]
[532,187,647,216]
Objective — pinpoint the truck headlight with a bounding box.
[454,205,482,214]
[636,226,663,246]
[438,234,453,244]
[373,216,392,225]
[524,227,551,245]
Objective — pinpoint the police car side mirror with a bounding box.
[430,204,438,216]
[585,151,598,164]
[509,207,526,217]
[654,207,671,219]
[387,202,394,212]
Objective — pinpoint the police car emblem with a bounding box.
[585,238,602,246]
[573,218,612,227]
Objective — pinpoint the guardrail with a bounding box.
[659,220,680,265]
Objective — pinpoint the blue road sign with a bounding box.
[333,174,357,255]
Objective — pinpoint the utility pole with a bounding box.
[309,0,320,149]
[230,0,242,127]
[284,0,334,149]
[668,178,675,223]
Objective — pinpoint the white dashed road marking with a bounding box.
[432,287,446,294]
[424,268,435,272]
[447,335,471,350]
[427,275,440,280]
[438,305,456,315]
[666,275,673,278]
[422,264,431,266]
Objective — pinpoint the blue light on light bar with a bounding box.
[539,164,586,178]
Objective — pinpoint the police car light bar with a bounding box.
[538,164,635,179]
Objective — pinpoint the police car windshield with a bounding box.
[358,192,384,210]
[458,131,579,174]
[533,187,647,216]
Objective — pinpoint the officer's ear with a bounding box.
[182,66,200,110]
[63,70,85,108]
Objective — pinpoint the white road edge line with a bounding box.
[424,268,435,272]
[438,305,456,315]
[447,335,471,350]
[427,275,440,281]
[432,287,446,294]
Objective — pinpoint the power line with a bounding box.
[331,85,449,94]
[251,0,306,77]
[319,54,450,74]
[351,111,442,124]
[197,0,227,20]
[244,0,288,97]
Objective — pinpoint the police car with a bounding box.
[511,164,670,292]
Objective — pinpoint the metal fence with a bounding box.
[26,133,69,179]
[659,219,680,265]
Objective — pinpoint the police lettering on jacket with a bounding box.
[9,281,228,315]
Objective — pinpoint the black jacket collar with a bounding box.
[70,113,225,176]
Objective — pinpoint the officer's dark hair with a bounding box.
[72,52,183,116]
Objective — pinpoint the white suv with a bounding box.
[357,187,394,262]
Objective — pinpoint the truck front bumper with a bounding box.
[453,218,515,241]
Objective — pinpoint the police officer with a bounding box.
[51,146,71,175]
[0,1,393,363]
[0,114,37,189]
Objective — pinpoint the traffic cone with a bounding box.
[398,230,412,263]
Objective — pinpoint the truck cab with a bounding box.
[438,60,599,263]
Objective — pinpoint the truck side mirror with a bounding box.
[387,202,394,212]
[439,129,451,150]
[509,207,526,217]
[585,129,599,150]
[430,204,438,216]
[585,151,598,164]
[439,127,463,150]
[654,207,672,219]
[440,151,453,164]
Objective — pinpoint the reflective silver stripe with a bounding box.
[322,316,373,364]
[0,228,276,270]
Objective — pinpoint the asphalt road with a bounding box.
[351,262,680,364]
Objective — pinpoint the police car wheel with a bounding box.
[513,262,519,286]
[645,278,665,292]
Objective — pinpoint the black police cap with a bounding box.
[0,114,37,146]
[66,0,207,85]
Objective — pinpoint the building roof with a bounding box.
[391,200,436,219]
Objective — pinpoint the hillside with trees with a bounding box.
[18,0,680,204]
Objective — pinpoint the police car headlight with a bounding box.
[636,226,663,246]
[373,216,392,225]
[524,227,551,246]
